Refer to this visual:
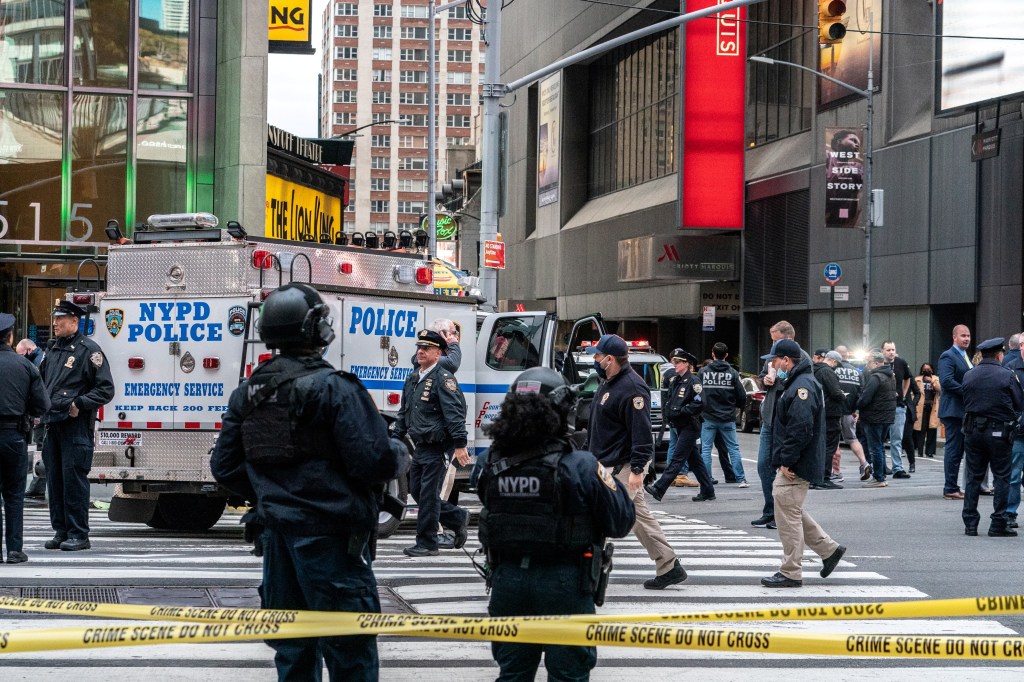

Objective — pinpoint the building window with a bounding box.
[446,115,470,128]
[400,5,428,18]
[398,179,427,192]
[371,178,390,191]
[400,70,427,84]
[370,221,390,232]
[398,222,419,232]
[370,200,390,213]
[400,26,427,39]
[447,93,471,106]
[372,90,392,104]
[588,29,678,198]
[374,25,393,39]
[371,156,391,169]
[449,6,469,19]
[372,69,392,82]
[398,200,426,214]
[399,135,424,148]
[447,72,472,85]
[744,190,809,307]
[400,114,427,126]
[335,24,358,38]
[746,0,813,147]
[399,91,427,105]
[334,69,357,81]
[479,50,486,64]
[371,135,391,147]
[373,4,393,17]
[334,112,355,125]
[448,28,472,41]
[447,136,469,146]
[334,90,357,103]
[448,50,472,63]
[400,49,427,61]
[372,48,392,61]
[399,157,428,170]
[335,47,358,60]
[372,111,392,123]
[336,3,357,16]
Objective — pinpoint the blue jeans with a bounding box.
[889,406,907,472]
[942,417,965,494]
[1007,439,1024,515]
[863,422,890,482]
[757,423,775,517]
[701,419,745,482]
[667,426,689,475]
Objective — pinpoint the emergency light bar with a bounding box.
[576,339,651,350]
[146,213,219,230]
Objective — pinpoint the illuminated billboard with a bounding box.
[937,0,1024,113]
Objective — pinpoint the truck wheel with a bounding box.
[377,472,409,539]
[146,494,226,531]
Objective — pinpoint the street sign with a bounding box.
[824,262,842,284]
[483,240,505,269]
[702,305,716,332]
[834,285,849,293]
[820,286,831,293]
[834,293,849,301]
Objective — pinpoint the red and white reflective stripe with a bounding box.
[100,422,223,430]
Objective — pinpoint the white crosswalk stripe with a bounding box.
[5,506,1022,679]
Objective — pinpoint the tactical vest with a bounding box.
[478,441,596,560]
[241,365,334,465]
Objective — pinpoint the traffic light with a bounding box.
[818,0,847,45]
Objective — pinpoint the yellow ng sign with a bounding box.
[269,0,312,53]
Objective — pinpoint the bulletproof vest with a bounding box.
[479,441,596,558]
[834,362,862,413]
[241,366,333,465]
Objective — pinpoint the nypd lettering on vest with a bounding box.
[498,475,542,497]
[348,305,419,338]
[701,371,735,389]
[126,301,224,343]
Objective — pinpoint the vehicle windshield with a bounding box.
[576,357,664,390]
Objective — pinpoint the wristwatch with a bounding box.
[630,466,645,475]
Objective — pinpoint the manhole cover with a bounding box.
[20,587,120,603]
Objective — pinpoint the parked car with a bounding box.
[736,375,765,432]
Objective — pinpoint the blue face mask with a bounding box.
[594,359,607,380]
[776,369,789,381]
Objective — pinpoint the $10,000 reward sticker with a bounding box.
[98,431,143,447]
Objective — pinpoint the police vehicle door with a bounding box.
[561,313,608,385]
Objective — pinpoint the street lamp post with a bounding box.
[749,26,875,348]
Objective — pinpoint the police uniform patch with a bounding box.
[797,387,809,400]
[64,356,75,369]
[600,393,610,405]
[692,384,702,394]
[597,463,617,491]
[633,396,645,410]
[444,378,458,392]
[90,352,104,368]
[677,387,686,397]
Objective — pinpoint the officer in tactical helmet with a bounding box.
[211,283,407,680]
[478,367,635,680]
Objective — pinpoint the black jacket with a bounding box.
[394,363,468,448]
[769,357,825,484]
[0,344,50,425]
[39,332,114,424]
[857,364,897,424]
[812,361,846,419]
[588,362,653,471]
[833,361,862,415]
[696,359,746,422]
[211,354,407,536]
[663,369,703,430]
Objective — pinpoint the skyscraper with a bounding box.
[321,0,485,239]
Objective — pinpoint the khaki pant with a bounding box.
[772,471,839,580]
[615,464,678,576]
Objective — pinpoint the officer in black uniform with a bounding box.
[38,300,114,552]
[645,348,714,502]
[394,329,471,557]
[0,314,50,563]
[478,367,635,680]
[961,337,1024,537]
[211,283,406,680]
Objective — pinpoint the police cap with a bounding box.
[976,337,1005,353]
[0,312,14,336]
[761,339,802,360]
[813,348,831,359]
[585,334,627,357]
[670,347,698,365]
[415,329,448,353]
[52,300,87,318]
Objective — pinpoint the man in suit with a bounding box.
[938,324,972,500]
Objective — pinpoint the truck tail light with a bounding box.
[245,363,253,378]
[415,266,433,285]
[128,357,145,370]
[203,357,220,369]
[252,250,273,269]
[339,262,353,275]
[258,352,273,364]
[72,293,95,305]
[386,392,401,406]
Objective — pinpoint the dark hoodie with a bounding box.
[857,363,897,424]
[769,356,825,484]
[697,358,747,422]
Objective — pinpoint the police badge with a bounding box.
[90,352,104,368]
[105,308,124,338]
[444,378,459,392]
[797,387,809,400]
[632,396,645,410]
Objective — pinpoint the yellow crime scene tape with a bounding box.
[4,595,1024,659]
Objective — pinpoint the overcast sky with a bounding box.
[267,0,329,138]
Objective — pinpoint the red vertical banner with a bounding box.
[682,0,746,230]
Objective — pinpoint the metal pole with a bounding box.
[862,11,874,349]
[479,0,502,307]
[427,3,438,258]
[830,285,835,349]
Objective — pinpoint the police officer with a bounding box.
[587,333,687,589]
[38,300,114,552]
[395,329,471,557]
[645,348,715,502]
[211,283,406,680]
[0,314,49,563]
[961,337,1024,537]
[478,368,635,680]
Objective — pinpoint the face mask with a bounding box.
[776,365,789,381]
[594,359,607,380]
[922,369,932,376]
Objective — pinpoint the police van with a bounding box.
[78,214,604,536]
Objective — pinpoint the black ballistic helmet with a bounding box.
[258,283,336,350]
[510,367,578,413]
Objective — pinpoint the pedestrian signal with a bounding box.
[818,0,847,45]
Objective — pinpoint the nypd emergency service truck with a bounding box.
[83,214,600,536]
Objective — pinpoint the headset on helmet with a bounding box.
[509,367,578,413]
[258,283,336,349]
